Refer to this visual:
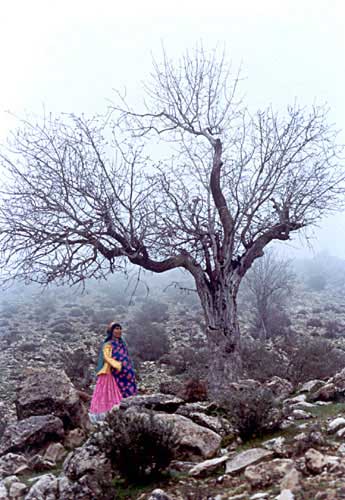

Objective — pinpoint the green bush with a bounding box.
[99,410,177,483]
[220,386,282,441]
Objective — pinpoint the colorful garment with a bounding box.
[110,338,137,398]
[89,342,123,422]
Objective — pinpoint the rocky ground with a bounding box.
[1,278,345,499]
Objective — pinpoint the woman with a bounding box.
[109,323,138,398]
[89,323,124,423]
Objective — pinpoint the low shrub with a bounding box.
[241,339,288,382]
[306,317,323,328]
[219,386,282,441]
[125,322,170,362]
[179,378,208,402]
[285,337,345,386]
[98,409,177,483]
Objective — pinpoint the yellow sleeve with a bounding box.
[103,344,122,371]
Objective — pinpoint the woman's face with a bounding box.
[113,326,122,339]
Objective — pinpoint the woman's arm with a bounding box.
[103,344,122,371]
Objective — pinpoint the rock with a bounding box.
[28,454,56,472]
[150,412,221,460]
[25,473,59,500]
[0,415,64,456]
[336,427,345,438]
[119,394,184,413]
[63,428,86,449]
[265,377,293,399]
[8,481,27,498]
[291,409,313,420]
[225,448,273,475]
[337,443,345,456]
[309,383,337,402]
[315,490,338,500]
[169,460,195,473]
[299,380,323,393]
[305,448,325,474]
[159,379,184,397]
[244,459,294,489]
[0,454,28,477]
[43,442,67,463]
[280,467,300,492]
[147,489,174,500]
[262,437,287,455]
[328,417,345,433]
[175,409,230,436]
[15,368,90,430]
[63,442,111,479]
[277,490,294,500]
[0,481,8,500]
[189,455,229,477]
[286,395,306,404]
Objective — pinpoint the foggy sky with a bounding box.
[0,0,344,259]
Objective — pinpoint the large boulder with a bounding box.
[15,368,90,430]
[0,415,64,456]
[149,412,221,460]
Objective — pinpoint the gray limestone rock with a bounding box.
[225,448,273,474]
[0,415,64,456]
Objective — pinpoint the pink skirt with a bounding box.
[89,373,123,422]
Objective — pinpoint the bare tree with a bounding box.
[0,47,344,396]
[241,251,294,339]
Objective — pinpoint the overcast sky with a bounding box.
[1,0,344,259]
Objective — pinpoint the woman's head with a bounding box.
[105,322,122,341]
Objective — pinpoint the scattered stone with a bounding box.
[43,442,67,463]
[63,428,86,449]
[280,467,300,492]
[8,481,27,498]
[262,437,287,455]
[189,455,229,477]
[25,473,59,500]
[0,481,7,500]
[328,417,345,433]
[299,380,323,393]
[265,377,293,399]
[225,448,273,475]
[291,409,313,420]
[244,459,294,489]
[28,454,56,472]
[305,448,326,474]
[337,443,345,456]
[147,489,174,500]
[0,454,28,477]
[277,490,294,500]
[336,427,345,438]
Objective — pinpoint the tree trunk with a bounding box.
[196,276,243,399]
